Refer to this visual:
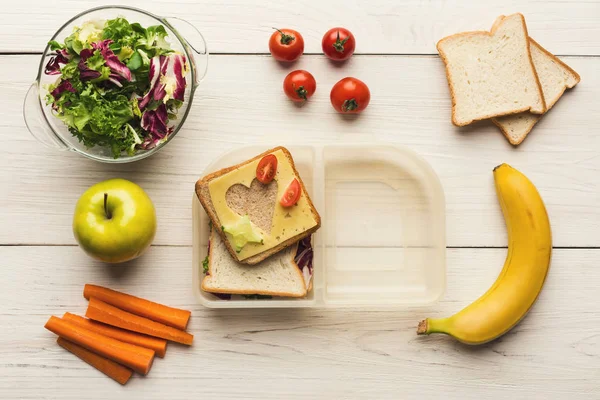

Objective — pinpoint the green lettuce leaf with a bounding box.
[89,66,111,83]
[126,50,142,71]
[118,46,134,61]
[102,18,133,41]
[48,40,64,51]
[86,50,105,70]
[138,25,171,53]
[59,89,135,157]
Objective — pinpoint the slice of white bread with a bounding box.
[437,13,546,126]
[492,38,580,145]
[202,228,310,297]
[195,146,321,265]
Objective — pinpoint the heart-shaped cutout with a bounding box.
[226,178,278,234]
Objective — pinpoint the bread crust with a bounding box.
[492,37,581,145]
[491,116,539,146]
[436,13,547,126]
[201,228,310,297]
[528,38,581,86]
[195,146,321,265]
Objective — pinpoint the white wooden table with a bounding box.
[1,1,599,399]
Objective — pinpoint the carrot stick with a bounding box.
[86,298,194,346]
[83,284,191,330]
[63,312,168,358]
[45,316,155,375]
[57,337,133,385]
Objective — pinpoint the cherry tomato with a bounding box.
[330,77,370,113]
[256,154,278,184]
[283,70,316,102]
[280,178,302,207]
[269,28,304,62]
[322,28,355,61]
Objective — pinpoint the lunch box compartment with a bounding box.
[192,144,446,308]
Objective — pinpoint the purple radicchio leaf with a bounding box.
[154,53,187,102]
[140,136,161,150]
[138,55,163,110]
[44,51,70,75]
[78,48,93,63]
[108,73,123,87]
[140,128,172,150]
[170,54,187,101]
[79,69,102,80]
[152,55,169,101]
[294,235,313,289]
[77,49,102,81]
[91,40,132,81]
[141,103,168,139]
[50,80,76,99]
[48,80,76,110]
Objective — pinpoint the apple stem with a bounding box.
[104,193,112,220]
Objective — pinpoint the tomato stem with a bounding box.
[333,30,350,53]
[103,193,112,220]
[273,28,295,45]
[293,84,308,101]
[342,98,358,112]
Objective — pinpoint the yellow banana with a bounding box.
[417,164,552,345]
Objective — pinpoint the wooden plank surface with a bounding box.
[2,0,599,55]
[4,54,599,247]
[0,245,598,399]
[2,1,600,398]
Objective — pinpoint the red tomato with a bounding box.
[283,70,317,102]
[280,178,302,207]
[322,28,355,61]
[269,28,304,62]
[256,154,278,184]
[330,77,370,113]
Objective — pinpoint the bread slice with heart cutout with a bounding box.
[492,38,580,145]
[196,146,320,265]
[437,13,547,126]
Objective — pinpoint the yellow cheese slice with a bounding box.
[208,149,318,260]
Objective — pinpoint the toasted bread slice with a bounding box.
[195,146,321,265]
[437,13,546,126]
[492,38,580,145]
[202,228,312,297]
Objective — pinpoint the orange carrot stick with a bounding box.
[86,298,194,346]
[57,337,133,385]
[63,312,168,358]
[45,316,155,375]
[83,284,191,330]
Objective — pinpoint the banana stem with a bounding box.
[417,318,450,335]
[417,319,429,334]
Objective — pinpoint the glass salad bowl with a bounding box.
[23,5,208,163]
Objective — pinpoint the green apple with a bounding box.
[73,179,157,263]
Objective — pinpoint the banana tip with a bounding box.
[493,163,506,172]
[417,319,428,335]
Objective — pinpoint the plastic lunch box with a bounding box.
[192,144,446,308]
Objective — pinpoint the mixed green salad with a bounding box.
[45,18,188,158]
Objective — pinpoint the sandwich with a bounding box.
[195,146,321,265]
[201,226,314,298]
